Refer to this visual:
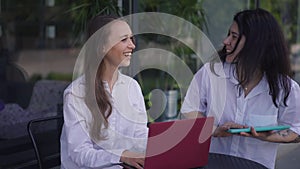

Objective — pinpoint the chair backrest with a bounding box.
[27,115,63,169]
[27,80,69,114]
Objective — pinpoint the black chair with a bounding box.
[27,115,63,169]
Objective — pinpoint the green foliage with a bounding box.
[66,0,122,38]
[139,0,207,29]
[137,1,207,116]
[29,72,72,82]
[138,0,207,80]
[29,73,43,83]
[260,0,298,45]
[46,72,73,81]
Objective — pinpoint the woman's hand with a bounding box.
[240,127,299,143]
[213,122,247,137]
[120,150,145,169]
[239,127,272,141]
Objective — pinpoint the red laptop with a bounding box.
[143,117,214,169]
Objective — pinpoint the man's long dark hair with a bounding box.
[219,8,291,107]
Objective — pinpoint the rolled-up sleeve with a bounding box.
[278,80,300,135]
[181,67,208,115]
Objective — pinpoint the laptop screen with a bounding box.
[144,117,214,169]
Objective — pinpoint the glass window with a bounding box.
[260,0,300,83]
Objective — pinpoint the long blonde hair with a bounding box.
[84,15,119,141]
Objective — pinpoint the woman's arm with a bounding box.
[131,80,149,140]
[62,93,124,168]
[180,68,209,119]
[241,80,300,143]
[242,128,300,143]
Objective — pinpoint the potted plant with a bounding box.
[138,0,207,122]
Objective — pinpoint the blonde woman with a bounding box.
[60,15,148,169]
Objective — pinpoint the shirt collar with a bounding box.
[223,62,239,84]
[103,71,126,88]
[246,74,269,99]
[223,63,269,98]
[116,71,126,84]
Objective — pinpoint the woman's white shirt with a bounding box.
[60,73,148,169]
[181,62,300,169]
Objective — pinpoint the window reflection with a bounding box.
[1,1,300,167]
